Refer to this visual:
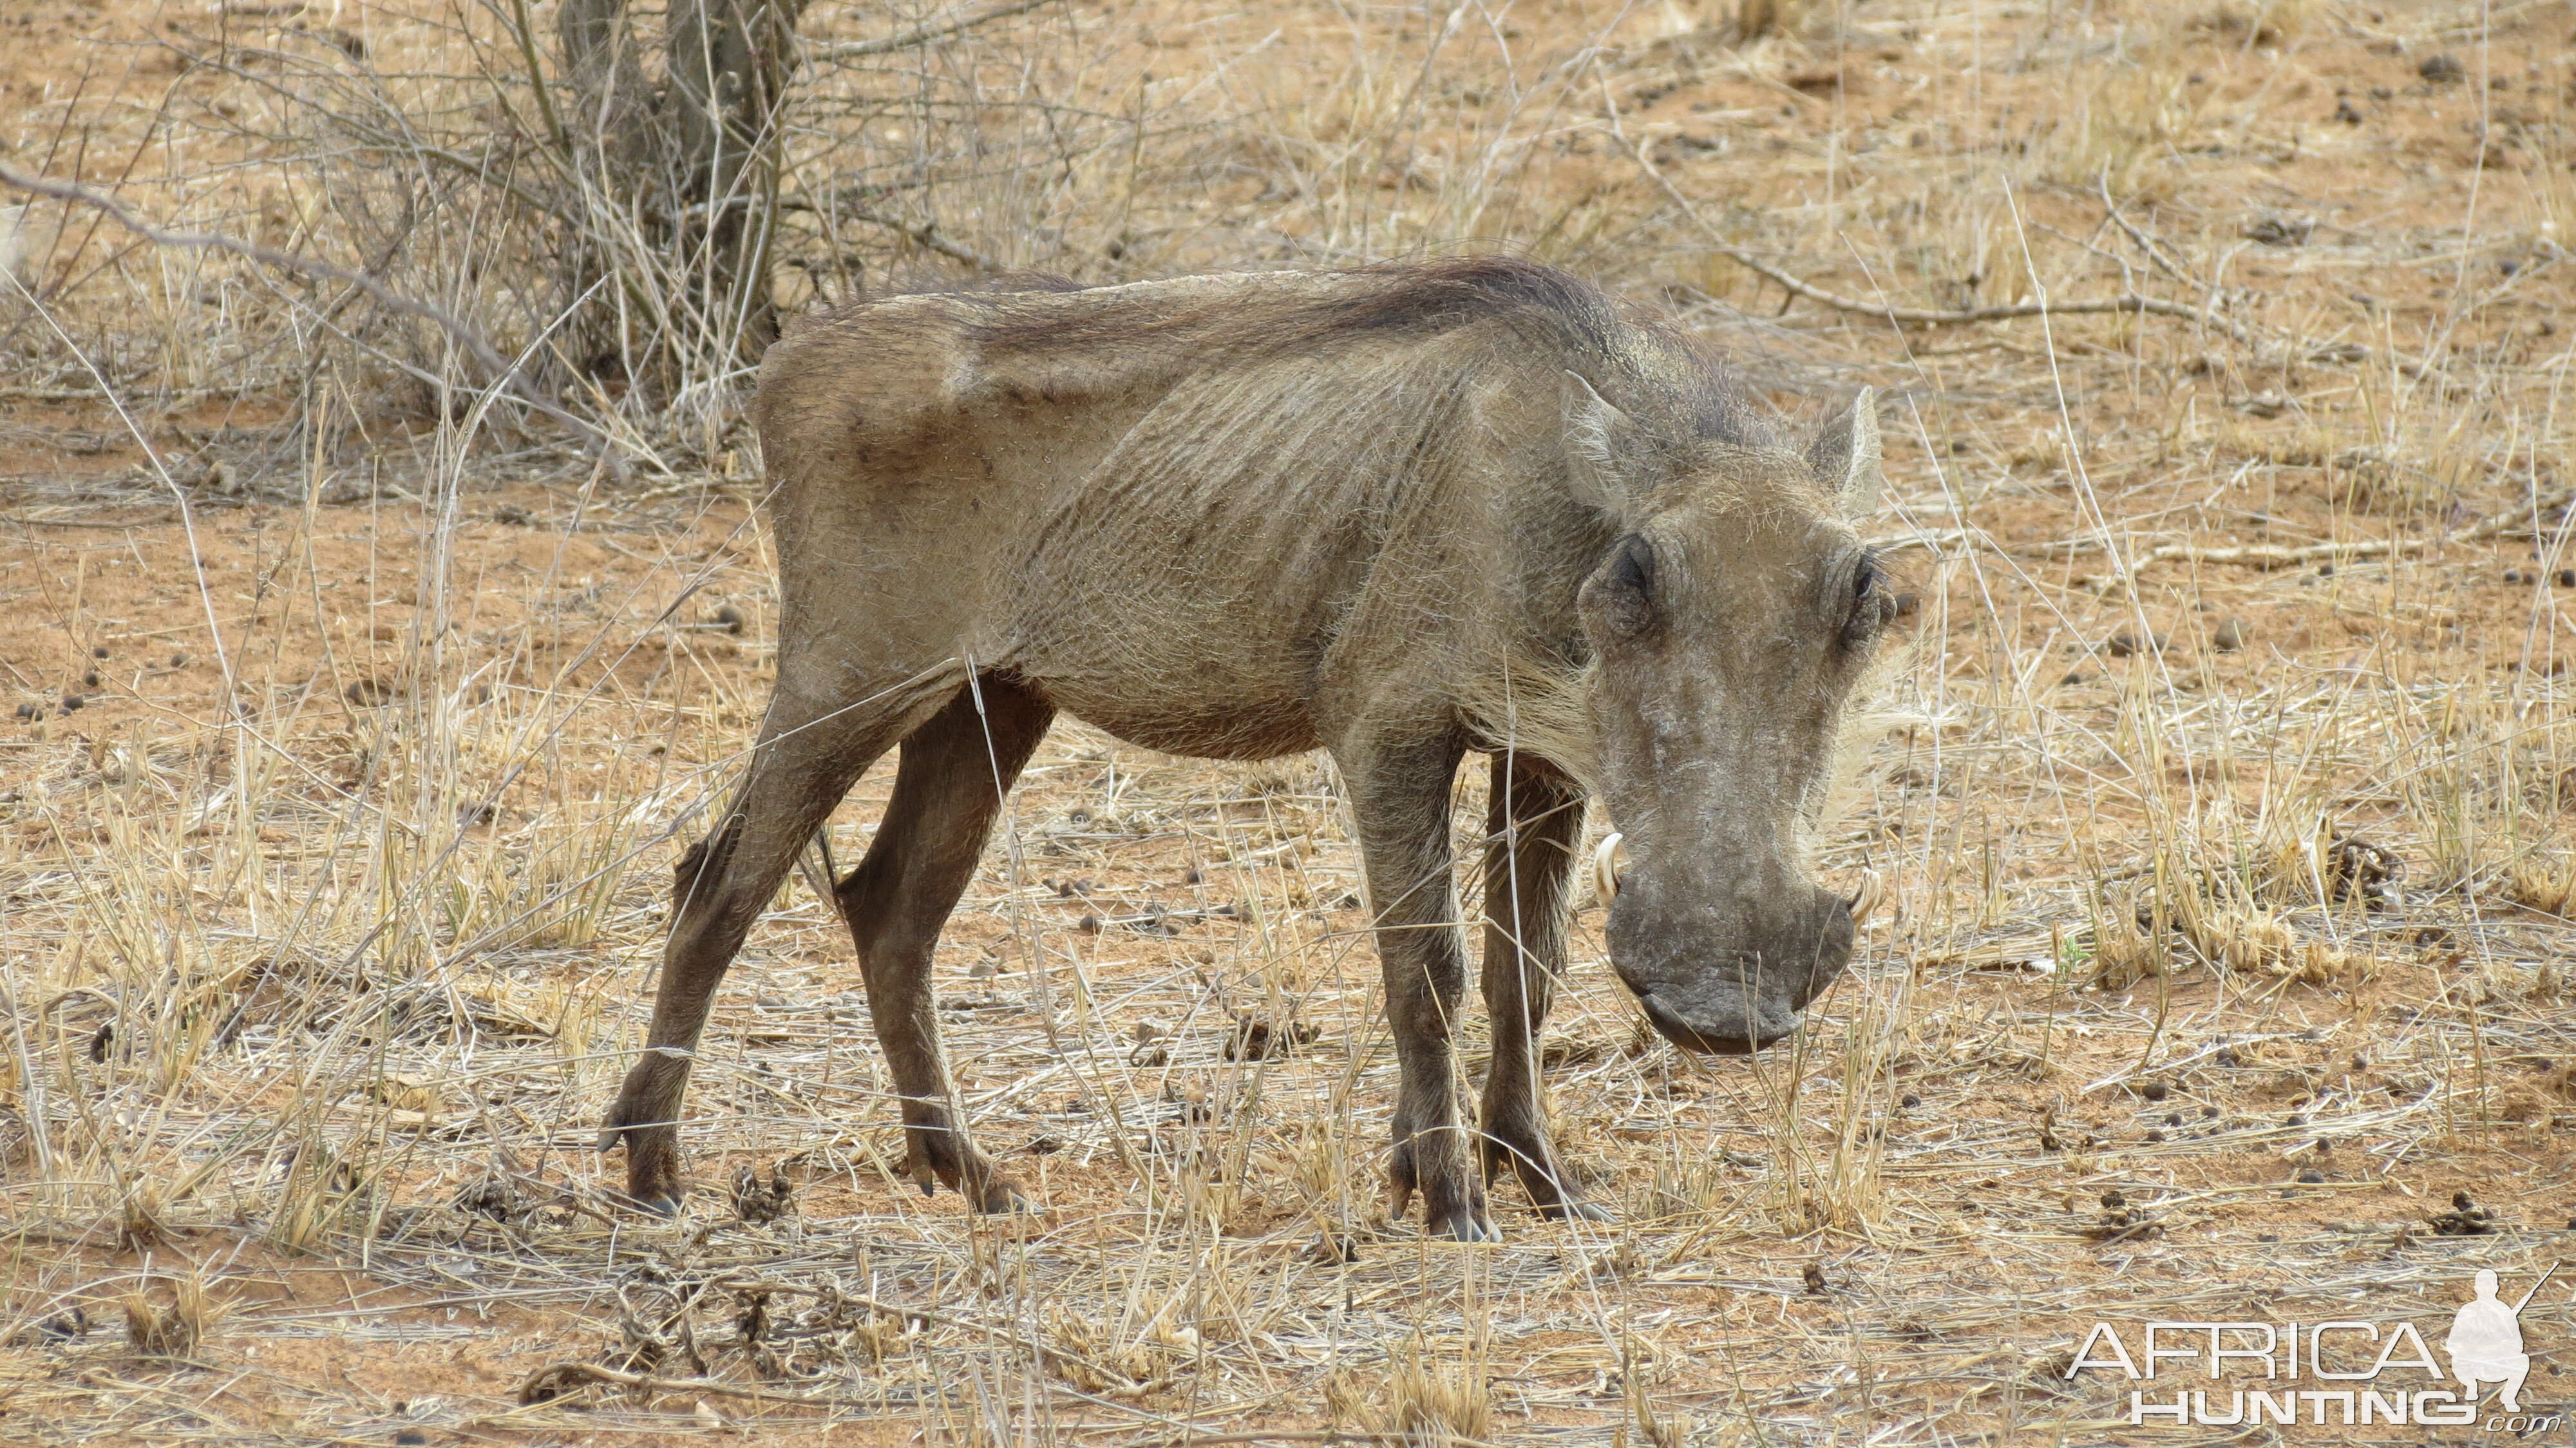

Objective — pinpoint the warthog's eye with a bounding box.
[1590,533,1658,640]
[1842,554,1888,649]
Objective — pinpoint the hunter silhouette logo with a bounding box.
[2069,1264,2562,1431]
[2447,1268,2541,1414]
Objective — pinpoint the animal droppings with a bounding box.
[1226,1014,1319,1061]
[2139,1081,2168,1101]
[346,678,395,707]
[1900,1092,1921,1109]
[712,602,746,634]
[2429,1191,2497,1235]
[730,1164,794,1224]
[2296,1170,2325,1185]
[2418,53,2465,84]
[91,645,108,659]
[2325,834,2401,906]
[2211,618,2246,651]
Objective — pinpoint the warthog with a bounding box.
[601,257,1895,1239]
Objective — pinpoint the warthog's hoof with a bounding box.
[1428,1206,1501,1243]
[976,1183,1037,1215]
[1544,1199,1615,1224]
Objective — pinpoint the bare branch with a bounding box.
[2137,485,2575,570]
[0,160,613,457]
[1633,143,2257,346]
[818,0,1067,61]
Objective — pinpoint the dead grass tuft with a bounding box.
[120,1275,223,1359]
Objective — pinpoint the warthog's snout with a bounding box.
[1605,880,1857,1054]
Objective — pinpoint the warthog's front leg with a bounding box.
[1478,752,1609,1222]
[1338,729,1492,1242]
[835,680,1054,1214]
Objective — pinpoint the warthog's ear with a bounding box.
[1809,386,1883,520]
[1561,371,1638,515]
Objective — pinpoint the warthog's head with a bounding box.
[1565,376,1893,1054]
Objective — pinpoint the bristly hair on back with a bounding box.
[933,256,1773,454]
[1287,256,1770,452]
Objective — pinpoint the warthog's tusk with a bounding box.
[1592,832,1629,905]
[1845,868,1888,926]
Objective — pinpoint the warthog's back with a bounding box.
[750,259,1765,759]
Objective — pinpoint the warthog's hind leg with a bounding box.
[1477,753,1609,1222]
[1339,728,1493,1243]
[836,676,1054,1214]
[602,688,934,1212]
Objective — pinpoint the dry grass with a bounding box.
[5,0,2576,1442]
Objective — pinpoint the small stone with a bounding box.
[2211,618,2246,652]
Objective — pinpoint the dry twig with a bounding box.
[819,0,1068,59]
[0,160,614,460]
[1634,144,2257,345]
